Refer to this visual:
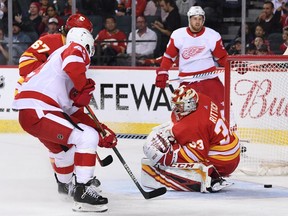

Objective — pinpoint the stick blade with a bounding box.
[98,155,113,167]
[144,187,167,199]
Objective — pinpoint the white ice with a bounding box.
[0,133,288,216]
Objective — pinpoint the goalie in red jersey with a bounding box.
[142,85,240,192]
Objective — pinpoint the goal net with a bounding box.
[224,55,288,176]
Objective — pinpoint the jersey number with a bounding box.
[214,118,230,145]
[31,40,50,53]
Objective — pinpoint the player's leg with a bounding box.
[18,109,108,212]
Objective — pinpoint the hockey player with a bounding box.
[15,13,93,95]
[12,27,117,212]
[142,85,240,192]
[155,6,227,112]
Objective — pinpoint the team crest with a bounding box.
[182,46,205,59]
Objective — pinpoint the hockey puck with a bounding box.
[264,184,272,188]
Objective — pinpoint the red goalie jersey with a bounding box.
[171,92,240,177]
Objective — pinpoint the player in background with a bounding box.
[12,27,117,212]
[142,85,240,192]
[15,13,93,95]
[155,6,227,113]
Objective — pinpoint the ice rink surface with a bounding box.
[1,133,288,216]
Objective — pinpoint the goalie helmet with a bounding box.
[187,6,205,25]
[171,85,199,119]
[66,27,95,57]
[63,13,93,34]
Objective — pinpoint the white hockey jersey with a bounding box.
[162,27,227,80]
[13,42,91,115]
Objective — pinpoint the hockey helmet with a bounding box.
[171,85,199,119]
[187,6,205,24]
[64,13,93,34]
[66,27,95,57]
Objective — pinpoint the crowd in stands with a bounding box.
[0,0,288,66]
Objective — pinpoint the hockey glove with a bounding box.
[98,123,118,148]
[155,68,168,88]
[70,79,95,107]
[143,130,179,166]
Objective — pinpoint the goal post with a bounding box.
[224,55,288,176]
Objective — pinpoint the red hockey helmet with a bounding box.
[64,13,93,34]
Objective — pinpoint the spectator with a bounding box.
[144,0,168,21]
[38,4,65,35]
[4,22,32,65]
[256,44,269,55]
[245,43,256,55]
[14,2,42,39]
[271,0,288,15]
[252,24,271,51]
[227,37,241,55]
[94,16,127,66]
[40,17,60,36]
[254,1,282,36]
[176,0,196,16]
[116,0,147,16]
[280,26,288,53]
[39,0,50,16]
[253,36,266,51]
[151,0,181,56]
[124,15,157,65]
[0,28,8,65]
[0,0,7,20]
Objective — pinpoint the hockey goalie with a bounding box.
[142,85,240,193]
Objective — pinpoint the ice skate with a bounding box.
[207,178,233,193]
[72,177,108,212]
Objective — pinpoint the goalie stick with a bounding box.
[85,105,167,199]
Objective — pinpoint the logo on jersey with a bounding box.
[182,46,205,59]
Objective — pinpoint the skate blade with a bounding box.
[72,202,108,212]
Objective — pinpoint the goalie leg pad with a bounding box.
[141,158,213,192]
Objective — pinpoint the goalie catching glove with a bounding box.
[143,129,180,166]
[70,78,95,107]
[98,123,118,148]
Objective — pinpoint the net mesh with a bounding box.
[227,57,288,175]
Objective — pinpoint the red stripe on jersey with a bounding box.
[15,91,60,108]
[74,152,96,166]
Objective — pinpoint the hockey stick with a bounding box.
[96,153,113,167]
[167,69,224,83]
[85,105,167,199]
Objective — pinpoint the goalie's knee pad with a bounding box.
[68,123,99,153]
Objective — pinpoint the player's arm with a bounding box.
[211,38,228,67]
[155,38,178,88]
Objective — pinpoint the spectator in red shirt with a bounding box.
[94,16,127,65]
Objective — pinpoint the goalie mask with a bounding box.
[66,27,95,57]
[187,6,205,25]
[171,85,199,120]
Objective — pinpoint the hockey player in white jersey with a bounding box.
[155,6,227,113]
[12,27,117,212]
